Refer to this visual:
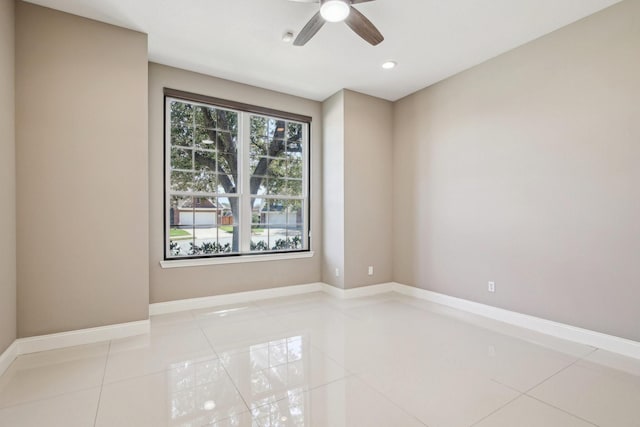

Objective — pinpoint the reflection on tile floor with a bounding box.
[0,291,639,426]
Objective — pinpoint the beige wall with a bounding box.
[0,0,16,353]
[322,91,345,288]
[16,3,149,337]
[149,63,322,303]
[344,90,393,288]
[321,90,393,289]
[393,0,640,341]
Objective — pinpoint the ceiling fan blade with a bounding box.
[294,11,325,46]
[351,0,376,3]
[345,6,384,46]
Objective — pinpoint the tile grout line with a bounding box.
[93,340,111,427]
[515,347,602,427]
[468,392,524,427]
[347,356,434,427]
[217,352,261,425]
[525,394,601,427]
[489,377,527,394]
[211,308,362,425]
[0,343,111,412]
[197,313,260,426]
[204,303,358,427]
[523,347,599,395]
[214,358,258,426]
[354,375,431,427]
[244,374,360,426]
[0,384,103,412]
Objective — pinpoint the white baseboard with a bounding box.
[0,341,18,378]
[392,282,640,360]
[321,282,395,299]
[149,282,325,315]
[16,319,150,355]
[149,280,639,359]
[3,279,635,378]
[0,319,149,376]
[149,282,397,316]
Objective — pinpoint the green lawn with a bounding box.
[170,228,191,238]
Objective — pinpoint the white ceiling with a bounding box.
[25,0,621,101]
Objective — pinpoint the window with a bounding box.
[164,89,310,260]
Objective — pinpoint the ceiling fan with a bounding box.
[288,0,384,46]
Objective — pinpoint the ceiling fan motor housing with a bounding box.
[293,0,383,47]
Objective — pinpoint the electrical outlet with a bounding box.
[488,281,496,293]
[368,266,374,276]
[335,268,340,277]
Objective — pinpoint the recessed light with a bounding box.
[382,61,397,70]
[282,31,294,43]
[203,400,216,411]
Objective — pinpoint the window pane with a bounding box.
[287,179,303,196]
[182,196,239,256]
[250,135,268,158]
[171,125,193,148]
[170,101,193,127]
[250,197,268,251]
[267,158,286,177]
[250,175,267,196]
[170,171,194,192]
[287,153,303,179]
[170,170,216,193]
[168,196,195,258]
[216,110,237,132]
[171,147,192,171]
[216,196,239,253]
[266,178,286,196]
[170,101,194,147]
[216,132,238,193]
[194,128,215,150]
[194,106,217,129]
[253,199,304,252]
[287,122,303,142]
[194,149,215,172]
[216,131,237,153]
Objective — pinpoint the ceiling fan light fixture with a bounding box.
[320,0,350,23]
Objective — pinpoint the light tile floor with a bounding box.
[0,291,638,426]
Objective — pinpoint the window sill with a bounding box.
[160,251,314,269]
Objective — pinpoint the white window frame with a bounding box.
[163,93,311,263]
